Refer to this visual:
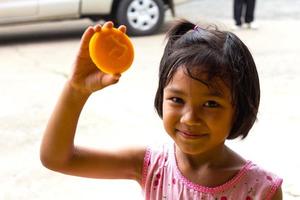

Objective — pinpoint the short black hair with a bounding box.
[154,19,260,139]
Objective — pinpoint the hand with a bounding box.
[68,21,127,95]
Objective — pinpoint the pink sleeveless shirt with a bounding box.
[141,144,282,200]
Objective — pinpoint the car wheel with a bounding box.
[116,0,165,36]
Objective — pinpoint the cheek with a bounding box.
[162,104,179,131]
[204,110,234,130]
[162,105,172,125]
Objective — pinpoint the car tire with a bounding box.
[116,0,165,36]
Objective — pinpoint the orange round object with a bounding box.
[89,27,134,74]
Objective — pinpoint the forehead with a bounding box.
[165,67,231,99]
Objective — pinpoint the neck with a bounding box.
[175,143,229,170]
[174,143,246,187]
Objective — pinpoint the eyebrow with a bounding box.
[164,87,225,98]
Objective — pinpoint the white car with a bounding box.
[0,0,187,36]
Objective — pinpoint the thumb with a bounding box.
[100,73,121,87]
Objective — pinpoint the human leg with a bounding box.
[245,0,256,23]
[244,0,258,29]
[233,0,244,26]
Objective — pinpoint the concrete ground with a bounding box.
[0,0,299,199]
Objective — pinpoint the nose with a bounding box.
[180,107,203,126]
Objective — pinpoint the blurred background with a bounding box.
[1,0,299,199]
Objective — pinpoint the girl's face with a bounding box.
[162,67,235,156]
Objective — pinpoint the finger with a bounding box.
[93,24,102,32]
[80,26,95,50]
[103,21,114,29]
[112,73,121,79]
[118,25,127,34]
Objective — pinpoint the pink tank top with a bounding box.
[141,144,282,200]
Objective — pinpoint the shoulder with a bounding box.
[271,186,283,200]
[244,162,283,199]
[143,144,172,167]
[141,144,173,186]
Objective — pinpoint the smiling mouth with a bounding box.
[176,130,209,139]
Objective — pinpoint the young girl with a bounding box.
[40,20,283,199]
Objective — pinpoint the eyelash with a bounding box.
[203,101,220,108]
[169,97,184,104]
[168,98,220,108]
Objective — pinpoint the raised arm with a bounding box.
[40,22,145,183]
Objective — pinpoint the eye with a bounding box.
[168,97,184,104]
[203,100,220,108]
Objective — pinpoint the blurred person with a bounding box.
[233,0,258,29]
[40,20,282,199]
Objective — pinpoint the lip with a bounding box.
[176,129,209,139]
